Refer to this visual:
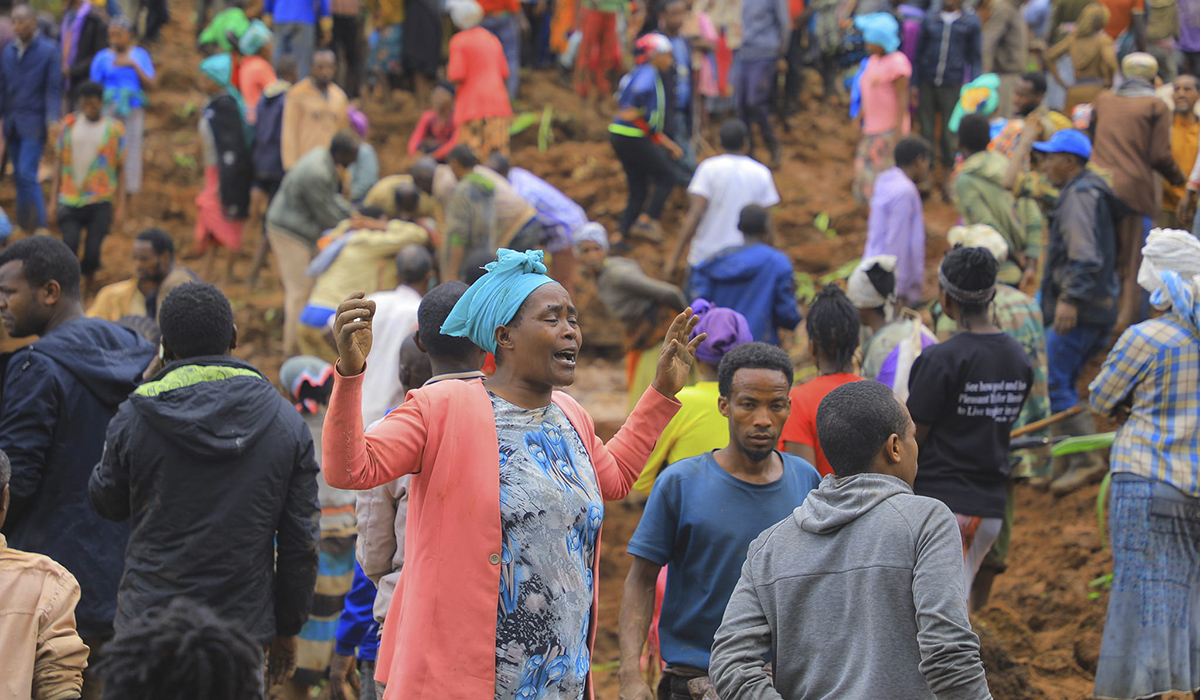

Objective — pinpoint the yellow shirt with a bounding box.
[86,267,198,322]
[1166,114,1199,210]
[634,381,728,494]
[307,222,429,309]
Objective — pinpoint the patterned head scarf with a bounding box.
[279,355,335,414]
[238,19,273,56]
[572,222,609,252]
[854,12,901,54]
[441,249,558,354]
[1121,52,1159,81]
[689,299,754,366]
[949,73,1001,133]
[947,224,1009,264]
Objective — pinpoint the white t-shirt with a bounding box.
[686,154,781,267]
[357,285,423,427]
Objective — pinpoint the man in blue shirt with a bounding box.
[617,342,821,700]
[0,5,61,234]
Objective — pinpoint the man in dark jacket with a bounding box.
[690,205,802,346]
[89,281,321,687]
[247,56,298,289]
[0,236,154,656]
[1034,128,1124,494]
[913,0,982,183]
[61,0,108,98]
[0,5,62,233]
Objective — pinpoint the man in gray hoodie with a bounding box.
[709,380,993,700]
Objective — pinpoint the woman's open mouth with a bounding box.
[553,349,577,367]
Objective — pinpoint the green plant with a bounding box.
[174,101,197,119]
[509,111,540,135]
[814,212,837,239]
[819,258,861,285]
[172,153,197,170]
[538,107,554,152]
[795,258,861,305]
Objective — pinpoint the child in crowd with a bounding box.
[89,17,155,211]
[780,284,864,476]
[906,246,1033,595]
[407,81,458,161]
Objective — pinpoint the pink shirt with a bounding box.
[860,51,912,136]
[239,55,276,125]
[321,374,680,699]
[447,27,512,125]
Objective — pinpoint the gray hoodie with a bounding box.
[709,473,993,700]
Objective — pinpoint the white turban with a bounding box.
[947,224,1009,264]
[1139,229,1200,324]
[848,255,898,312]
[448,0,484,30]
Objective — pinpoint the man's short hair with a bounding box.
[459,249,495,284]
[1177,73,1200,90]
[958,113,992,153]
[487,153,511,177]
[894,136,932,167]
[1020,71,1047,95]
[159,282,234,359]
[393,182,421,214]
[96,598,263,699]
[330,129,360,159]
[817,381,910,477]
[448,144,479,169]
[719,119,748,151]
[0,448,10,493]
[717,342,794,398]
[136,228,175,257]
[418,281,480,361]
[76,80,104,101]
[738,205,768,237]
[395,244,434,285]
[0,236,82,299]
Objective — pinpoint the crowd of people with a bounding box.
[1,0,1200,697]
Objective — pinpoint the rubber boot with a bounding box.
[1049,412,1108,496]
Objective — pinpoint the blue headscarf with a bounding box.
[441,249,557,354]
[1150,270,1200,329]
[854,12,901,54]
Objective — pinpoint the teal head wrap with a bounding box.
[200,53,233,88]
[440,249,558,354]
[238,20,273,56]
[854,12,900,54]
[948,73,1001,133]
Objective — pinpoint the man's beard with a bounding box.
[737,440,776,464]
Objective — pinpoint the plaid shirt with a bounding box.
[1089,314,1200,497]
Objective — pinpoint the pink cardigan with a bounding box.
[322,373,680,700]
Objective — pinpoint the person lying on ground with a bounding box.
[709,380,993,700]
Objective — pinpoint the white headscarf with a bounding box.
[448,0,484,30]
[847,255,898,317]
[947,224,1009,265]
[1139,228,1200,327]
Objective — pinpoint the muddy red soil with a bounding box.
[0,5,1137,697]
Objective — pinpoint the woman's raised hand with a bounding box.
[651,308,704,398]
[334,292,376,376]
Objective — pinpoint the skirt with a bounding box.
[853,130,895,205]
[1095,472,1200,699]
[194,166,245,253]
[107,106,144,194]
[459,116,512,161]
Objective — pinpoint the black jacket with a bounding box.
[68,11,108,90]
[89,356,320,643]
[1042,169,1127,327]
[206,93,253,219]
[0,317,154,638]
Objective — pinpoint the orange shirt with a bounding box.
[779,373,864,476]
[447,27,513,125]
[1100,0,1144,39]
[239,55,277,124]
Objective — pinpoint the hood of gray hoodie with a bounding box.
[795,472,915,534]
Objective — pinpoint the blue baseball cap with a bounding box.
[1032,129,1092,160]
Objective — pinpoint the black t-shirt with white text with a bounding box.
[906,332,1034,518]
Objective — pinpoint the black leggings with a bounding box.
[59,202,113,275]
[332,14,362,99]
[611,132,676,234]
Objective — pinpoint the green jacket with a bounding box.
[266,147,354,249]
[954,150,1040,284]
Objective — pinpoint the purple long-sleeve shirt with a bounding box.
[865,167,926,304]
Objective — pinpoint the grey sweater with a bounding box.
[709,473,993,700]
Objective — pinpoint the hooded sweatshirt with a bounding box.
[0,317,154,638]
[88,356,321,644]
[710,473,992,700]
[689,242,802,345]
[953,149,1032,285]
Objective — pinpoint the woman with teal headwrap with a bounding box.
[322,248,704,696]
[195,54,253,275]
[852,12,912,204]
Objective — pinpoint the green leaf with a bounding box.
[509,112,540,135]
[794,272,817,304]
[1087,591,1101,600]
[814,212,830,232]
[1051,432,1116,457]
[1089,573,1113,589]
[818,257,861,285]
[265,308,278,322]
[172,153,197,169]
[174,101,197,119]
[538,107,554,152]
[824,228,837,239]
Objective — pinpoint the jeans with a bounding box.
[58,201,114,275]
[332,14,362,98]
[482,13,521,98]
[735,56,779,153]
[917,81,962,168]
[275,22,316,79]
[610,132,676,233]
[11,136,46,231]
[1045,322,1111,412]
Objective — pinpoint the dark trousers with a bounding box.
[58,201,113,275]
[657,674,695,700]
[611,132,676,233]
[735,56,780,153]
[11,136,46,231]
[332,14,362,99]
[917,81,961,169]
[782,30,806,111]
[142,0,169,42]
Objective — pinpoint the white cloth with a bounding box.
[70,116,112,189]
[1140,228,1200,299]
[686,154,780,267]
[359,285,423,426]
[848,254,898,310]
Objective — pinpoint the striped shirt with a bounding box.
[1089,314,1200,496]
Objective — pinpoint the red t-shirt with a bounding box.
[779,373,864,476]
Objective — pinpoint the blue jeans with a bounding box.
[11,136,46,231]
[274,22,316,79]
[1045,322,1111,412]
[482,13,520,98]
